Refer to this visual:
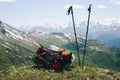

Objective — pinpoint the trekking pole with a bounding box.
[67,6,81,67]
[82,4,92,69]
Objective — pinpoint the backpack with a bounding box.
[32,45,72,70]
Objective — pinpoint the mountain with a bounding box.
[96,34,120,48]
[0,21,40,70]
[29,30,120,71]
[1,20,120,72]
[23,19,120,48]
[0,21,7,34]
[88,19,120,48]
[0,37,32,70]
[0,21,74,70]
[62,35,120,71]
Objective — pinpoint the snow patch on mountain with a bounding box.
[5,29,23,40]
[102,18,120,26]
[64,33,72,40]
[2,44,11,49]
[55,35,68,42]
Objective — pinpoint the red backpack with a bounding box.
[33,46,72,70]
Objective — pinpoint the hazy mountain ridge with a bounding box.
[19,19,120,48]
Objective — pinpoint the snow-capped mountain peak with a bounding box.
[102,18,120,26]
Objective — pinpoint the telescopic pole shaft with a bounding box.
[71,8,81,67]
[82,4,92,69]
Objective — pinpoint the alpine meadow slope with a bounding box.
[0,21,39,70]
[0,20,120,73]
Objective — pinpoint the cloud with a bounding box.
[0,0,16,2]
[109,0,120,4]
[97,5,106,9]
[64,5,85,10]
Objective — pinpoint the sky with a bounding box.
[0,0,120,27]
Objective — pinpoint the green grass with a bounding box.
[0,65,120,80]
[0,35,33,70]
